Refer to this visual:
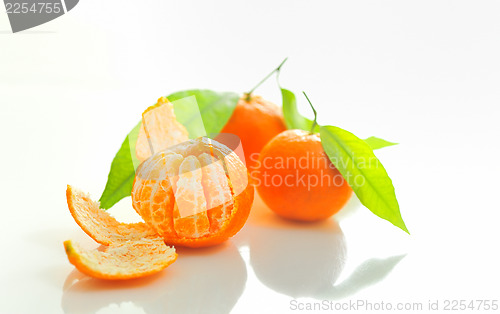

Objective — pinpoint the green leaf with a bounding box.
[99,89,240,209]
[364,136,398,150]
[319,125,409,233]
[281,88,319,132]
[99,122,141,209]
[167,89,239,138]
[282,89,398,151]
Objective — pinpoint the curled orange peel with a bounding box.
[64,238,176,280]
[64,185,177,280]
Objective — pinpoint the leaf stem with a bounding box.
[302,91,318,134]
[245,57,288,101]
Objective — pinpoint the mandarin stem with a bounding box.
[302,91,318,134]
[245,57,288,101]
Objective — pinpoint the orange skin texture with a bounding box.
[256,129,352,222]
[220,95,287,171]
[132,137,254,248]
[64,239,177,280]
[65,185,157,245]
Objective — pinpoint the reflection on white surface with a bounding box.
[318,255,406,300]
[61,243,246,314]
[244,194,405,300]
[249,215,347,298]
[59,194,406,314]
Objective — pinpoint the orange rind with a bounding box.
[256,129,352,221]
[64,185,177,280]
[66,185,157,245]
[64,238,177,280]
[136,97,189,162]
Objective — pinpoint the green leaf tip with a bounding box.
[319,125,409,234]
[364,136,398,150]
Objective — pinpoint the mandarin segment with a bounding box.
[198,153,234,233]
[64,238,177,280]
[209,138,249,197]
[132,153,184,239]
[172,156,211,238]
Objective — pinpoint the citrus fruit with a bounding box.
[64,186,177,280]
[255,129,352,221]
[219,95,286,171]
[131,136,254,248]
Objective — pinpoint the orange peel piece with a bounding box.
[64,96,193,280]
[66,185,157,246]
[65,185,177,280]
[136,97,189,162]
[64,238,177,280]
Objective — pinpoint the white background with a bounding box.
[1,1,499,313]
